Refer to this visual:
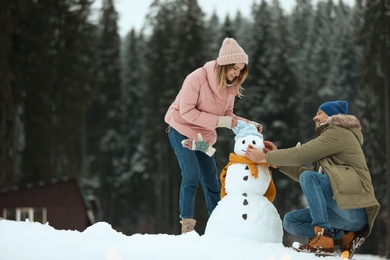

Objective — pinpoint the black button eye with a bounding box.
[252,140,256,145]
[242,140,245,144]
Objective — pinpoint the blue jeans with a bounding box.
[167,127,220,219]
[283,170,367,240]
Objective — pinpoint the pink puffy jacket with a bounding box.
[164,60,241,146]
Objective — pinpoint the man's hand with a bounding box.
[263,140,277,153]
[245,145,266,163]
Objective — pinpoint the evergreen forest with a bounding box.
[1,0,389,257]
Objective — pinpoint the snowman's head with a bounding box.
[232,120,264,156]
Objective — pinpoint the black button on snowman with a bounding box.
[205,120,283,243]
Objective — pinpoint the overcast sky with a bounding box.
[92,0,355,37]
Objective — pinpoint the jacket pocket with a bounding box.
[330,165,362,194]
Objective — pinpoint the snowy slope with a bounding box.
[0,220,385,260]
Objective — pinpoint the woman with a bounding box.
[165,38,259,234]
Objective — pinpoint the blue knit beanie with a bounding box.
[232,120,263,141]
[319,100,348,116]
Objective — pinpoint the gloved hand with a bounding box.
[181,133,216,157]
[216,116,233,129]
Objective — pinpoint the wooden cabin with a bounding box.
[0,177,101,231]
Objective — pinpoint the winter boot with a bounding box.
[339,231,365,259]
[180,218,196,234]
[295,226,334,256]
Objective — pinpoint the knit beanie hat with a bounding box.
[232,120,263,141]
[217,38,248,65]
[319,100,348,116]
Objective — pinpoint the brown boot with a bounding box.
[297,226,334,256]
[180,218,196,234]
[340,231,365,259]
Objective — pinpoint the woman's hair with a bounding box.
[215,64,249,98]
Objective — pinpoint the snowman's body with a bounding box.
[205,125,283,243]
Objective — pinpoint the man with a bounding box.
[246,100,380,258]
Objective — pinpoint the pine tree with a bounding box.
[5,0,96,184]
[142,0,182,233]
[265,0,300,146]
[358,0,390,255]
[244,0,274,126]
[298,0,336,139]
[322,1,360,101]
[16,1,62,183]
[0,1,21,186]
[118,29,149,234]
[219,15,235,41]
[51,0,97,179]
[204,11,222,59]
[288,0,315,141]
[233,11,252,51]
[310,0,336,99]
[87,0,122,226]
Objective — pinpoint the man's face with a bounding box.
[313,109,328,128]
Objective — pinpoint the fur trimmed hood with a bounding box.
[326,114,361,129]
[319,114,364,145]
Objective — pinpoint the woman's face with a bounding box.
[226,63,246,82]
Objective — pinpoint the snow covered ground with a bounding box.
[0,219,385,260]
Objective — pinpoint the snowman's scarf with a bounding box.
[220,153,276,203]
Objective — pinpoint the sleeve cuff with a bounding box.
[205,146,216,157]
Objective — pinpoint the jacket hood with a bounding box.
[203,60,218,89]
[202,60,238,98]
[326,114,361,129]
[325,114,363,145]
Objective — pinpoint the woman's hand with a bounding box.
[182,133,216,157]
[256,124,263,133]
[231,116,238,128]
[248,120,262,133]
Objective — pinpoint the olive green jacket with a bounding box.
[265,114,380,237]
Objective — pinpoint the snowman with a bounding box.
[204,120,283,243]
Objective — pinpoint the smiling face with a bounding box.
[313,109,329,129]
[234,134,264,156]
[226,63,246,83]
